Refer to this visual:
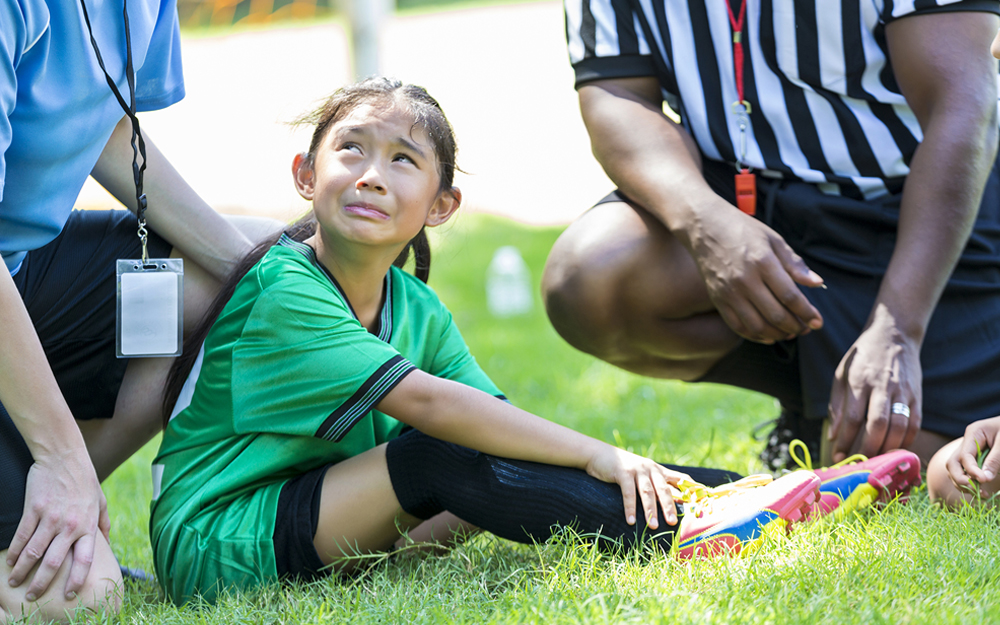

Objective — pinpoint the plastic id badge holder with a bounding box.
[116,259,184,358]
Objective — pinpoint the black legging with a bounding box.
[385,429,743,552]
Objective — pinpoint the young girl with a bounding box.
[149,78,821,605]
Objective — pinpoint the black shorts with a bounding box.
[273,466,328,580]
[597,155,1000,438]
[1,209,171,550]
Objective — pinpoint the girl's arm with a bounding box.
[376,370,686,529]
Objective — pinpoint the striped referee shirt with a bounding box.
[566,0,1000,199]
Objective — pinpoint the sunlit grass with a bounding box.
[83,214,1000,624]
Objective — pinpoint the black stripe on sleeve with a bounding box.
[581,0,598,58]
[647,0,681,100]
[315,355,417,442]
[611,0,640,54]
[573,55,657,87]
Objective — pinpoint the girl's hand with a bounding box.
[946,416,1000,488]
[584,445,690,530]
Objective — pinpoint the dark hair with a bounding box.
[161,77,459,424]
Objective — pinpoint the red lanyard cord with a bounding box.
[726,0,748,105]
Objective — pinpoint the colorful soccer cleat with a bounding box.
[788,440,922,520]
[672,470,821,559]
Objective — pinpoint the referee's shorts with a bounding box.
[598,154,1000,438]
[1,209,171,550]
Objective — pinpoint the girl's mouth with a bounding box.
[344,203,390,220]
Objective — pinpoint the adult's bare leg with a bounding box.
[78,215,285,481]
[542,200,738,380]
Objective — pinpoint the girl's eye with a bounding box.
[341,142,362,153]
[393,154,414,164]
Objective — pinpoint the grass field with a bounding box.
[83,214,1000,624]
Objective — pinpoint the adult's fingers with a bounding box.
[832,380,868,463]
[64,534,95,599]
[760,258,822,334]
[771,238,824,323]
[860,389,891,458]
[5,509,40,570]
[20,532,72,602]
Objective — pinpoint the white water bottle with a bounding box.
[486,246,533,317]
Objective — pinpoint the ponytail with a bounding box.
[393,227,432,283]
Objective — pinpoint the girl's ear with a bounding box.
[425,187,462,227]
[292,153,315,200]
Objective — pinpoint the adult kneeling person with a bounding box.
[543,1,1000,472]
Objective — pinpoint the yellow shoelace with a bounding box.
[788,439,867,472]
[675,473,774,518]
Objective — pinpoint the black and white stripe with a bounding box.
[314,355,416,441]
[566,0,999,199]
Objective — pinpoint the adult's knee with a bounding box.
[0,538,123,624]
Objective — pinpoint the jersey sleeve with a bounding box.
[229,278,416,442]
[134,0,184,111]
[425,307,506,401]
[565,0,657,88]
[880,0,999,23]
[0,0,42,203]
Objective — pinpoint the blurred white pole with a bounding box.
[344,0,391,79]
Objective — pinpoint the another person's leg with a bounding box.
[0,406,121,623]
[542,197,736,381]
[76,214,284,479]
[0,537,121,624]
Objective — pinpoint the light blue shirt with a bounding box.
[0,0,185,275]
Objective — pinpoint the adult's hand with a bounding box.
[827,307,922,463]
[6,451,109,601]
[682,200,825,343]
[578,77,823,344]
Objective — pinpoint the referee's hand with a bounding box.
[683,204,825,344]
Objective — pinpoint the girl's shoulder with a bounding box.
[388,265,448,309]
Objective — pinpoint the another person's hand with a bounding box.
[6,451,110,601]
[946,416,1000,490]
[828,308,922,462]
[683,202,825,343]
[584,445,689,530]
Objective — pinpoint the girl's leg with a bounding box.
[312,444,424,573]
[383,429,742,553]
[0,533,121,624]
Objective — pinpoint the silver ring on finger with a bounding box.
[891,402,910,419]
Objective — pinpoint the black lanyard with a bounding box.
[79,0,150,260]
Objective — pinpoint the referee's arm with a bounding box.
[828,11,1000,461]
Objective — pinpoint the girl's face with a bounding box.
[293,102,459,254]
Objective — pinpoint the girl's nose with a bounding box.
[356,165,386,192]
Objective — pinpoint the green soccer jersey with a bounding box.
[150,235,503,604]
